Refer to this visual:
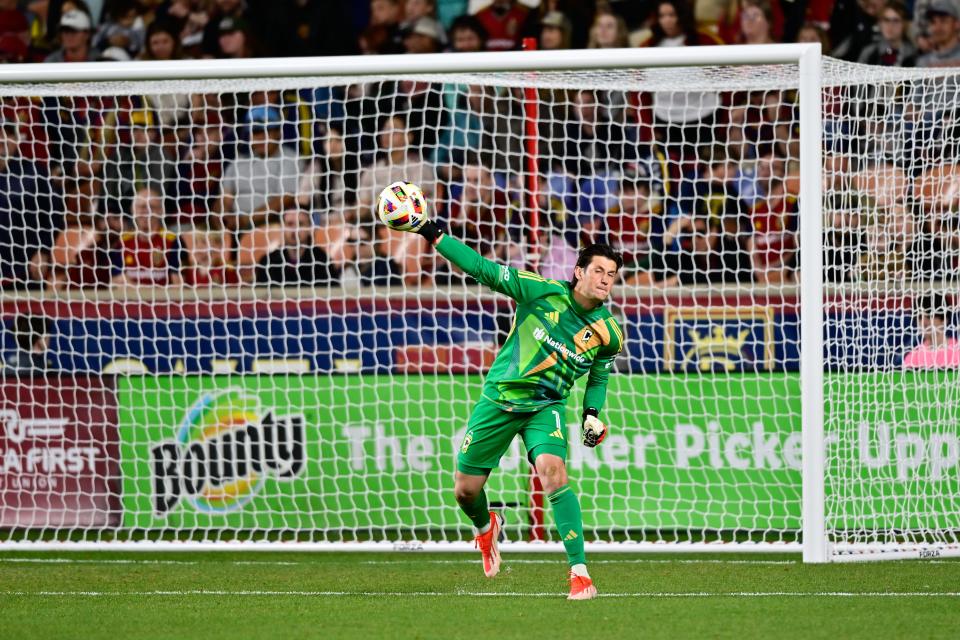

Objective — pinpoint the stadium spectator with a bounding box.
[403,16,445,53]
[538,10,572,50]
[448,13,487,51]
[402,0,447,44]
[254,209,339,286]
[587,8,629,47]
[181,228,241,286]
[0,0,31,52]
[368,0,406,53]
[912,0,953,52]
[44,174,116,289]
[355,114,439,223]
[2,315,54,374]
[112,185,182,287]
[157,0,210,55]
[648,212,746,286]
[909,205,960,279]
[797,22,831,51]
[371,0,404,26]
[220,105,301,231]
[736,0,775,44]
[201,0,249,57]
[638,0,724,46]
[562,89,639,178]
[299,122,357,215]
[405,0,436,24]
[214,16,256,59]
[858,2,917,65]
[831,0,883,61]
[642,0,722,160]
[176,120,224,227]
[746,161,798,285]
[525,174,578,280]
[475,0,533,51]
[605,163,663,277]
[45,9,98,62]
[446,161,519,263]
[0,113,57,289]
[535,0,595,49]
[102,107,173,219]
[140,19,184,61]
[903,294,960,368]
[92,0,144,59]
[358,23,395,54]
[917,0,960,66]
[859,202,913,281]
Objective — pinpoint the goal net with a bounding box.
[0,48,956,560]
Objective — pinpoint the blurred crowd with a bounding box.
[0,0,959,292]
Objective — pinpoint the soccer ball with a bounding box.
[377,181,428,232]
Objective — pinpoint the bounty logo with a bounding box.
[151,389,305,515]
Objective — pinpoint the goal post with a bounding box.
[0,44,956,561]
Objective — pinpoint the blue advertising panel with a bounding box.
[0,294,922,374]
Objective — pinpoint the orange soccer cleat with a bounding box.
[567,572,598,601]
[473,511,504,578]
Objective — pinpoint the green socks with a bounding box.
[548,485,586,566]
[460,489,491,531]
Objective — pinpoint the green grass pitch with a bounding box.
[1,551,958,639]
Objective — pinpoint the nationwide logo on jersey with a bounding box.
[532,327,587,364]
[151,389,305,515]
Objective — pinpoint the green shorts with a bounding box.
[457,397,568,476]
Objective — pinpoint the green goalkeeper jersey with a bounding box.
[436,235,624,415]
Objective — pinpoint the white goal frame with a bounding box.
[0,44,846,560]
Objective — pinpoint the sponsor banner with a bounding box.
[0,376,121,527]
[6,297,921,375]
[117,372,960,531]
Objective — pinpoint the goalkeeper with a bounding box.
[387,205,624,601]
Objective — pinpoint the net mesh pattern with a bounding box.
[0,57,955,555]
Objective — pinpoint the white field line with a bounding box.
[3,557,959,568]
[1,590,959,599]
[0,558,796,567]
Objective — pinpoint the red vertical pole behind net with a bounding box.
[521,37,546,543]
[522,37,541,272]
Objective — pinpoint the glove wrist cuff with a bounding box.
[582,407,599,421]
[417,220,443,244]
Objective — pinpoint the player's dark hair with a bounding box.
[571,244,623,287]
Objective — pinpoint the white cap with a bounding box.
[60,10,92,31]
[99,46,131,62]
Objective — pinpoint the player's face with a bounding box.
[574,256,619,303]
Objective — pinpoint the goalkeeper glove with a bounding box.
[581,408,607,448]
[416,220,444,244]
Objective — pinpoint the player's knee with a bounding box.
[454,484,478,506]
[536,460,568,492]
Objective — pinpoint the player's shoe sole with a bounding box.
[567,574,597,600]
[474,511,504,578]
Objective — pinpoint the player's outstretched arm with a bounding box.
[378,182,559,303]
